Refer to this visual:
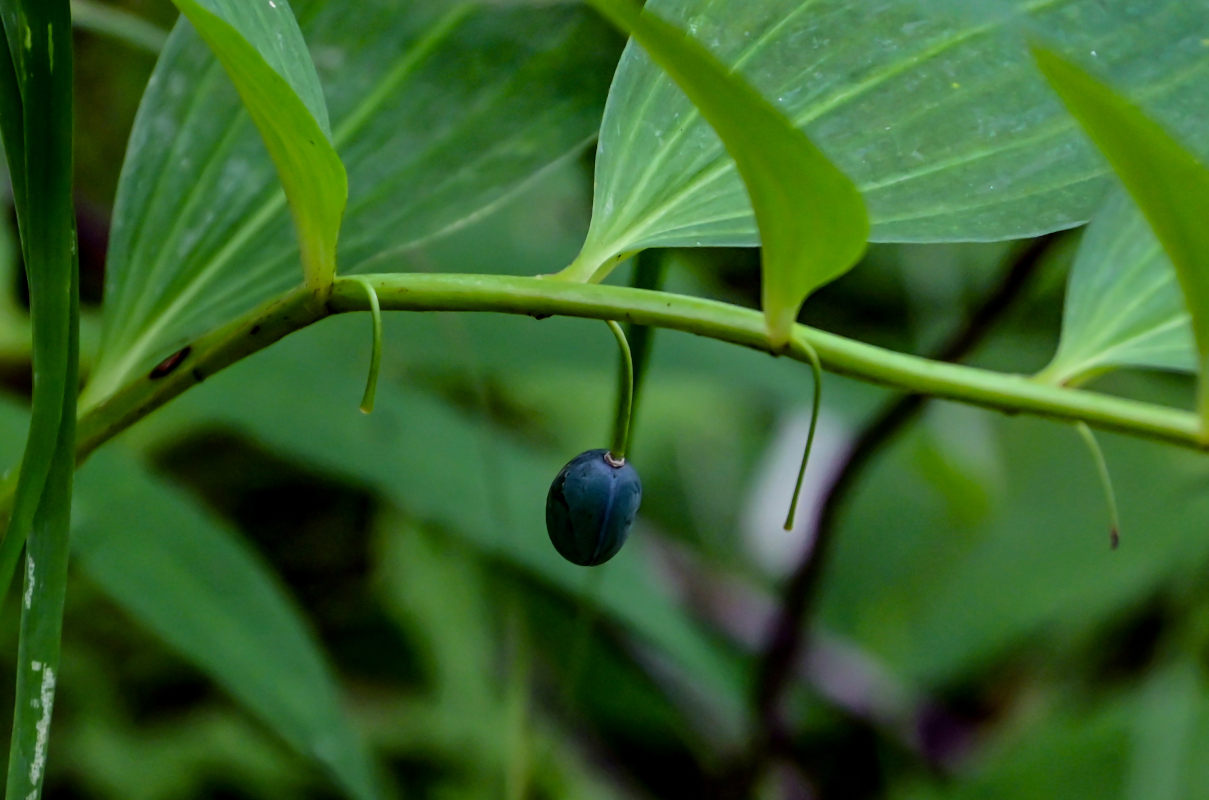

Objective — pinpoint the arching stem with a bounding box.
[606,320,634,463]
[350,276,382,414]
[784,338,823,530]
[1075,421,1121,549]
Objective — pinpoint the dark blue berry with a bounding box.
[545,449,642,566]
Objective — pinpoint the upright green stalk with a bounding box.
[0,2,79,798]
[783,339,823,531]
[1075,422,1121,549]
[606,320,634,462]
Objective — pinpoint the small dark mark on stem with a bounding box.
[191,368,205,384]
[530,312,552,321]
[249,324,261,336]
[149,346,191,380]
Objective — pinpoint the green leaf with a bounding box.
[8,416,74,800]
[567,0,867,346]
[0,3,76,573]
[70,0,168,54]
[1043,189,1194,385]
[169,0,347,290]
[72,448,385,800]
[0,3,79,799]
[1034,47,1209,427]
[85,0,614,403]
[580,0,1209,263]
[894,694,1134,800]
[817,408,1209,688]
[1124,661,1203,800]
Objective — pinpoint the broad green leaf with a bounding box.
[85,0,614,403]
[1034,47,1209,426]
[1043,189,1194,385]
[568,0,867,346]
[0,5,80,799]
[169,0,346,285]
[72,448,384,800]
[580,0,1209,268]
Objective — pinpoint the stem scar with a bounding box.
[148,346,191,380]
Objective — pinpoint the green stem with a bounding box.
[349,276,382,414]
[69,273,1205,457]
[326,274,1199,446]
[783,338,822,531]
[606,320,634,462]
[1,3,79,798]
[0,272,1199,535]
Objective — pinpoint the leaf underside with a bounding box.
[579,0,868,345]
[170,0,347,290]
[1034,46,1209,424]
[87,0,615,400]
[1046,188,1194,386]
[582,0,1209,267]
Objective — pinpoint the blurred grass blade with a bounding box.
[0,12,24,217]
[1035,47,1209,429]
[73,449,385,800]
[1125,661,1203,800]
[86,1,614,403]
[0,3,80,799]
[70,0,167,54]
[1042,189,1194,385]
[170,0,347,290]
[567,0,867,347]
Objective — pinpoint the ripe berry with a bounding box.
[545,449,642,566]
